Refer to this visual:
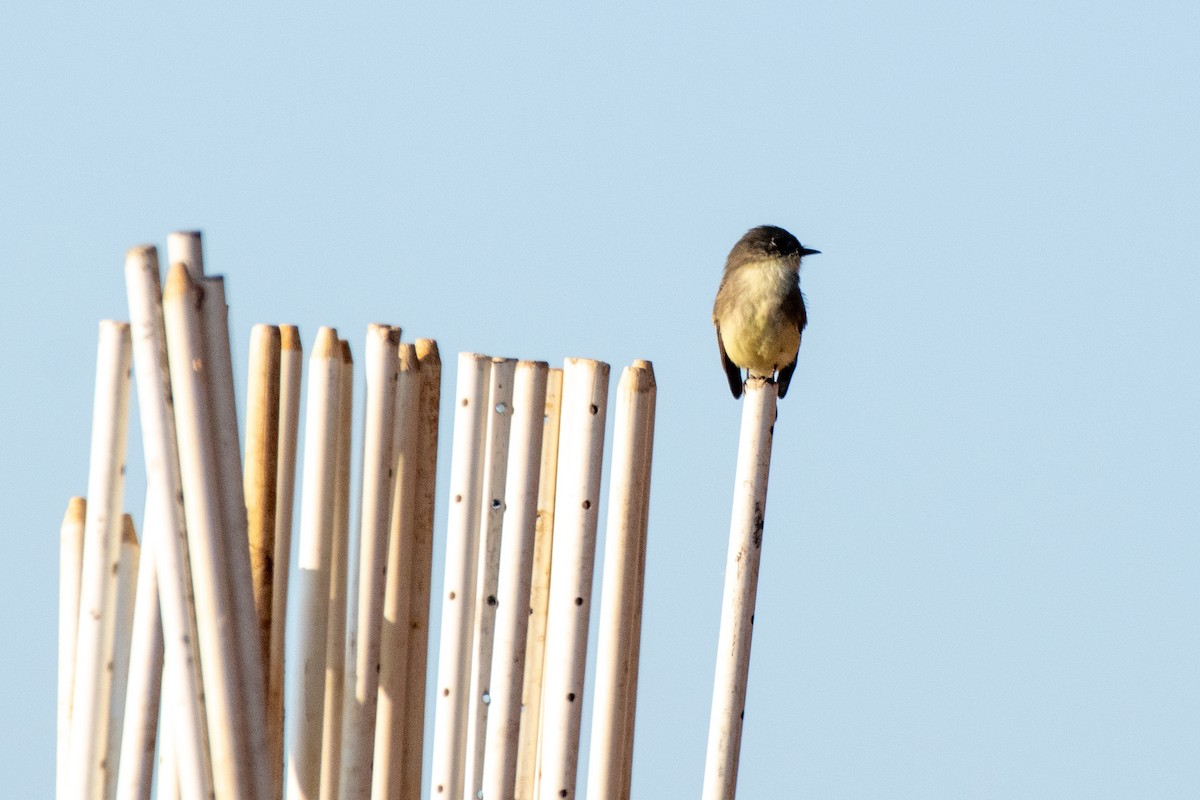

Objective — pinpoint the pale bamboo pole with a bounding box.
[536,358,610,800]
[701,378,778,800]
[57,497,87,797]
[124,247,212,800]
[65,320,132,800]
[116,502,164,800]
[163,262,256,799]
[245,325,282,690]
[481,362,549,800]
[429,353,491,800]
[514,368,564,800]
[105,515,141,800]
[196,270,272,798]
[370,343,421,800]
[587,363,657,800]
[464,357,517,800]
[170,233,271,793]
[112,517,140,798]
[270,324,303,794]
[338,326,402,800]
[319,340,355,800]
[166,231,204,280]
[157,690,181,800]
[58,496,87,798]
[619,360,656,795]
[397,339,441,800]
[285,327,343,800]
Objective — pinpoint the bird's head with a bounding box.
[731,225,820,269]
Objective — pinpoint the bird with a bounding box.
[712,225,820,399]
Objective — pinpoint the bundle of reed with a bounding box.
[58,231,660,800]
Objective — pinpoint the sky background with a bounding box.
[3,2,1199,798]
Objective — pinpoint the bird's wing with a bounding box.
[776,357,797,399]
[776,289,807,399]
[715,323,744,399]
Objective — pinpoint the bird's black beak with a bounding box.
[799,247,821,257]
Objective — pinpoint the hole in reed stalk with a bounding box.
[567,692,576,702]
[574,597,583,606]
[582,500,591,510]
[495,402,508,414]
[482,691,491,704]
[437,785,444,793]
[455,494,463,503]
[589,404,598,415]
[442,688,450,697]
[487,595,497,606]
[461,398,468,406]
[448,591,456,600]
[491,498,502,510]
[559,791,568,798]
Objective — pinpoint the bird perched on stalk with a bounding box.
[712,225,820,399]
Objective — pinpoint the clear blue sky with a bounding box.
[3,3,1198,797]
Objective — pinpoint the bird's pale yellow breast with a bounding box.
[717,258,800,375]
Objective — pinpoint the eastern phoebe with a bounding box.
[712,225,820,399]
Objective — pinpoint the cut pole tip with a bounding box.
[564,356,607,368]
[280,325,302,351]
[125,244,157,259]
[121,514,138,545]
[744,375,773,392]
[398,341,419,369]
[64,496,87,525]
[251,323,282,341]
[162,262,194,301]
[628,360,656,392]
[415,338,440,363]
[167,231,205,279]
[368,323,403,347]
[312,327,340,359]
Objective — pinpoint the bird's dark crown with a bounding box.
[728,225,819,265]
